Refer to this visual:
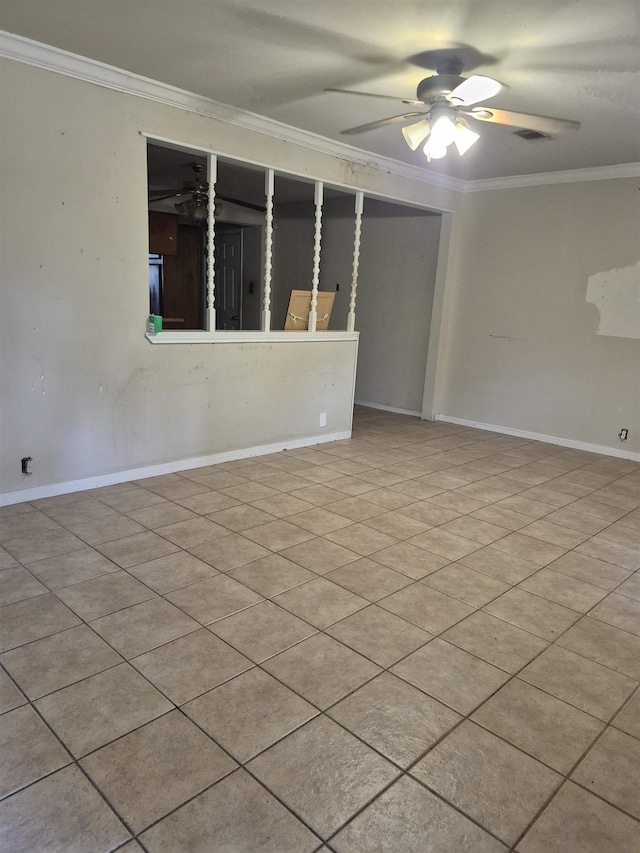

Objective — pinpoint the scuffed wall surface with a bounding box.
[5,60,459,497]
[585,261,640,339]
[440,180,640,453]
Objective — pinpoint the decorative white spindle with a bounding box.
[205,154,217,331]
[347,191,364,332]
[308,181,323,333]
[262,169,275,331]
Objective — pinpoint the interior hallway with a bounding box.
[0,407,639,851]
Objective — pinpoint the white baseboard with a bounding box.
[0,430,351,507]
[435,415,640,462]
[355,399,422,417]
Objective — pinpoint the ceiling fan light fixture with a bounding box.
[175,196,208,221]
[423,137,448,161]
[453,122,480,156]
[401,118,431,151]
[429,114,457,147]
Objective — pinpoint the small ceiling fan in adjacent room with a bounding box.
[148,163,267,220]
[327,52,580,162]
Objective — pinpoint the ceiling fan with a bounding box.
[149,163,267,220]
[327,55,580,161]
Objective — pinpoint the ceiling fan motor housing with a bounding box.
[417,74,467,103]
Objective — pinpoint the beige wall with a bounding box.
[1,60,456,499]
[439,179,640,454]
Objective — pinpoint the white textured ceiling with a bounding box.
[1,0,639,180]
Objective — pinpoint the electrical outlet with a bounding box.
[319,412,327,427]
[618,428,629,442]
[21,457,33,475]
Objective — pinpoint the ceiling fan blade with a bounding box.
[218,195,266,213]
[464,107,580,134]
[450,75,505,106]
[325,87,424,106]
[149,189,184,201]
[341,112,427,135]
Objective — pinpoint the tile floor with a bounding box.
[1,406,639,851]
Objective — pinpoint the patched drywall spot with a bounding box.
[586,261,640,339]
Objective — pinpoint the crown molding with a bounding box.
[459,161,640,192]
[2,30,638,194]
[0,31,464,195]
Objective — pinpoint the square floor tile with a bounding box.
[518,781,640,853]
[325,558,413,602]
[472,678,603,773]
[557,617,640,679]
[408,528,483,561]
[484,588,580,640]
[332,774,506,852]
[362,510,432,540]
[247,715,399,839]
[0,566,47,606]
[188,532,270,570]
[0,594,80,653]
[396,501,460,526]
[442,611,548,673]
[571,727,640,818]
[328,671,461,768]
[279,537,359,573]
[273,577,368,629]
[391,638,508,715]
[518,567,608,613]
[0,510,60,541]
[370,541,449,579]
[209,600,316,662]
[520,645,637,721]
[0,669,26,713]
[90,597,200,658]
[290,483,351,506]
[546,551,631,590]
[124,501,197,529]
[0,705,71,797]
[616,571,640,601]
[263,633,381,710]
[3,528,86,564]
[439,516,510,545]
[165,574,262,625]
[422,563,510,607]
[472,505,536,532]
[154,517,231,548]
[140,769,319,852]
[379,583,474,634]
[96,531,180,568]
[35,663,172,757]
[613,689,640,738]
[80,710,236,832]
[183,668,317,762]
[0,765,130,853]
[131,628,252,705]
[590,592,640,636]
[23,548,118,590]
[242,519,316,551]
[285,506,353,535]
[361,488,418,510]
[0,624,121,700]
[411,721,561,847]
[575,537,639,570]
[68,515,147,546]
[176,490,240,515]
[207,504,277,532]
[489,532,566,567]
[326,605,432,668]
[227,552,315,597]
[55,570,155,620]
[460,546,539,584]
[324,523,398,556]
[125,550,219,593]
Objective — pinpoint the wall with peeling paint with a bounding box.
[0,59,456,499]
[439,179,640,453]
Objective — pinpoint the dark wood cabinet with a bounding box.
[149,210,178,255]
